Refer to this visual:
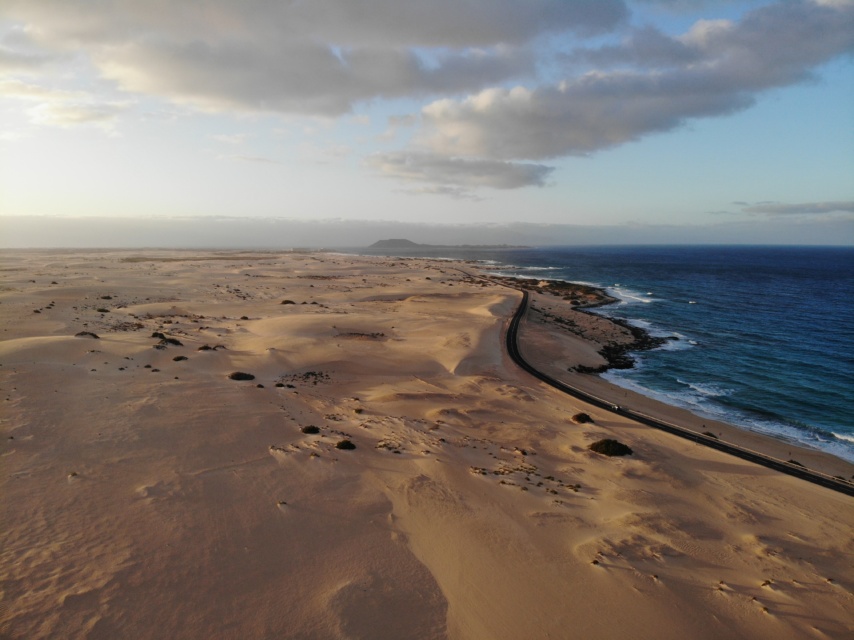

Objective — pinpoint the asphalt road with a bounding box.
[505,288,854,498]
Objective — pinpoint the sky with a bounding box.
[1,0,853,247]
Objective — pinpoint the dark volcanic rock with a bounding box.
[589,439,633,457]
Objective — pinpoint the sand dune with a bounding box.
[1,249,851,639]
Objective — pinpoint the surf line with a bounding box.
[479,271,854,497]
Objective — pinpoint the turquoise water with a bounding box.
[354,245,854,462]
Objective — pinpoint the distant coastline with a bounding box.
[369,238,529,250]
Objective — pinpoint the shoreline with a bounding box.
[490,271,854,479]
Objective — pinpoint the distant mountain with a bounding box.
[369,239,528,249]
[369,239,422,248]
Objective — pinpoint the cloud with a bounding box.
[1,0,626,49]
[0,78,80,101]
[27,101,129,129]
[96,41,534,116]
[1,0,625,116]
[0,25,61,71]
[416,0,854,160]
[368,152,554,190]
[0,79,129,130]
[742,201,854,215]
[3,0,851,200]
[396,185,484,201]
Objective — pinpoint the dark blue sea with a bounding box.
[354,245,854,462]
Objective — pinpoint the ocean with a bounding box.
[353,245,854,462]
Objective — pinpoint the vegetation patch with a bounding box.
[301,425,320,434]
[335,439,356,450]
[279,370,331,386]
[571,412,593,424]
[228,371,255,381]
[589,439,633,457]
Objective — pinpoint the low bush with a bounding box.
[589,439,633,457]
[335,439,356,450]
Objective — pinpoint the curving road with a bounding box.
[505,288,854,497]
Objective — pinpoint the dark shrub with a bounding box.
[572,412,592,424]
[75,331,100,339]
[281,300,296,305]
[173,355,188,362]
[335,439,356,450]
[228,371,255,381]
[589,439,633,457]
[301,425,320,434]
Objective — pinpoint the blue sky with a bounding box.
[1,0,852,246]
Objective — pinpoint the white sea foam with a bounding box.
[608,286,657,304]
[603,371,854,463]
[622,319,694,350]
[656,337,694,351]
[678,379,733,397]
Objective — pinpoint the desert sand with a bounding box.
[1,249,852,640]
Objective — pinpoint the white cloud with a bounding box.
[1,0,625,116]
[396,185,484,201]
[1,78,129,130]
[27,101,129,130]
[0,78,81,101]
[0,24,61,72]
[96,40,533,116]
[368,152,554,189]
[2,0,851,199]
[743,201,854,215]
[415,0,854,160]
[1,0,626,49]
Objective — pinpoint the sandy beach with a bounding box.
[1,249,852,639]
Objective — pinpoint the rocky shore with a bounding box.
[487,275,670,374]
